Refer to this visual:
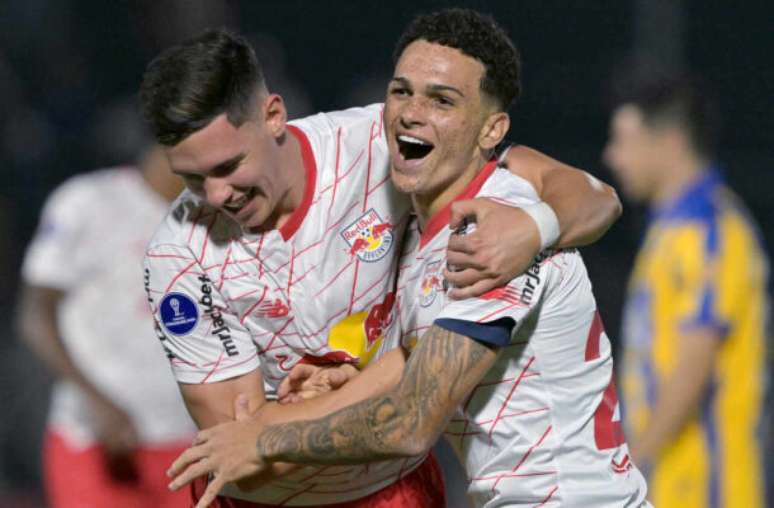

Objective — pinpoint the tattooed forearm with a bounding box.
[256,326,499,466]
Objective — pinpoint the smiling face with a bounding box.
[384,40,508,218]
[166,102,293,232]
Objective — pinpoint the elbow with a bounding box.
[608,186,623,221]
[396,429,434,458]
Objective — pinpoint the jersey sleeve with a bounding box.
[22,177,92,289]
[672,221,732,338]
[434,255,550,347]
[143,242,261,384]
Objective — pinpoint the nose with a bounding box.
[202,177,232,209]
[399,97,427,128]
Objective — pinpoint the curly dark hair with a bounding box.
[393,8,521,111]
[140,28,266,146]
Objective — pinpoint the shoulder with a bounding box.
[478,166,541,206]
[502,144,584,174]
[290,104,384,145]
[41,166,137,216]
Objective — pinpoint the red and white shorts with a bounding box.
[44,430,191,508]
[191,453,446,507]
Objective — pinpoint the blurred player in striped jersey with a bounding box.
[604,73,769,508]
[140,23,623,507]
[167,9,650,508]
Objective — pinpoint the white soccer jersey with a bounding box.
[144,104,425,505]
[396,162,649,507]
[22,168,196,448]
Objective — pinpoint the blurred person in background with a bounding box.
[604,73,769,508]
[16,142,196,508]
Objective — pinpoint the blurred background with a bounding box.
[0,1,771,506]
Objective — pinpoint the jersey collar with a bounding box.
[419,158,498,249]
[279,124,317,241]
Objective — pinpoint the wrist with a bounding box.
[521,201,560,250]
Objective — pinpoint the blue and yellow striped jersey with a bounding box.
[621,168,769,508]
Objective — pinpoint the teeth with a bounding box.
[398,135,431,146]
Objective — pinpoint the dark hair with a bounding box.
[140,28,266,146]
[611,71,719,158]
[393,8,521,111]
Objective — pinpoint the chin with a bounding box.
[390,172,421,195]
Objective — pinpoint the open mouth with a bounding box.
[397,134,434,160]
[223,188,255,216]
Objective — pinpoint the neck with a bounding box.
[272,129,307,230]
[412,151,490,228]
[651,152,708,208]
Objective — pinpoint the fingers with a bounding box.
[446,278,501,300]
[167,441,208,478]
[450,199,490,229]
[447,232,479,256]
[168,456,212,491]
[195,475,226,508]
[326,368,350,390]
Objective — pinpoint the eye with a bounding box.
[434,95,454,107]
[389,86,410,97]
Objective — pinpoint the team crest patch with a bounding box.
[159,292,199,336]
[341,208,393,262]
[420,260,444,307]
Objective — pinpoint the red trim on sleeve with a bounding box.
[419,159,498,249]
[279,125,317,241]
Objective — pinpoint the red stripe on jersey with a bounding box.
[280,125,317,241]
[164,260,198,293]
[584,310,604,361]
[420,159,498,249]
[200,352,225,383]
[325,127,343,224]
[488,356,536,439]
[534,486,560,507]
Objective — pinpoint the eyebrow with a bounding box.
[172,153,246,177]
[390,77,465,98]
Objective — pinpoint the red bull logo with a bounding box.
[341,208,393,262]
[326,291,396,369]
[419,260,444,307]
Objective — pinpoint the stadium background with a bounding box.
[0,1,771,506]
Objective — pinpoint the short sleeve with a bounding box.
[143,242,261,384]
[434,256,550,346]
[22,178,92,289]
[672,224,730,338]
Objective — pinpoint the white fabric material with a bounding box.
[396,167,649,507]
[145,104,425,505]
[521,201,560,250]
[22,168,196,449]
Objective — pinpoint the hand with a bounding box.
[277,362,357,404]
[89,395,140,482]
[445,198,541,299]
[167,395,268,508]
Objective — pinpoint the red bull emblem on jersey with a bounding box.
[341,208,393,262]
[326,292,396,369]
[420,260,444,307]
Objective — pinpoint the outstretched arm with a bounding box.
[445,145,621,298]
[168,328,498,506]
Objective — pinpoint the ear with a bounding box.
[261,93,288,138]
[478,111,510,151]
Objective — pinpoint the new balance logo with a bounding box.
[255,298,289,318]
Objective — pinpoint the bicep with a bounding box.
[179,368,266,429]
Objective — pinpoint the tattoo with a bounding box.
[256,326,498,465]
